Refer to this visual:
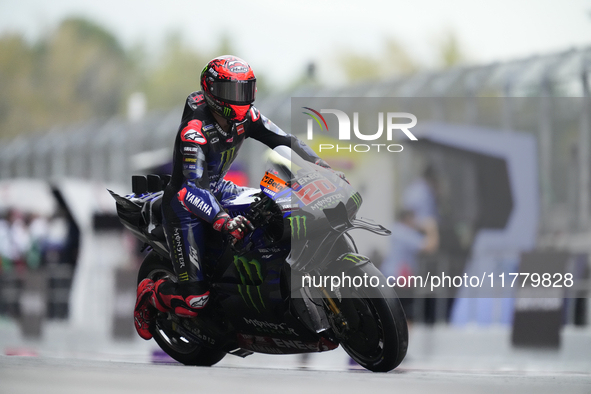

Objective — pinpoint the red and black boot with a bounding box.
[134,278,156,340]
[150,279,209,318]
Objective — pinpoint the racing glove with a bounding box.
[213,211,254,241]
[315,159,350,184]
[315,158,331,169]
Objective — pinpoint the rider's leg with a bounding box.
[158,188,210,311]
[133,187,211,340]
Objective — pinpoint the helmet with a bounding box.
[200,55,256,122]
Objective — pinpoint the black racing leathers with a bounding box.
[161,91,323,298]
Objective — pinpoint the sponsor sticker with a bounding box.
[260,171,288,194]
[184,191,213,216]
[214,122,229,137]
[227,60,249,73]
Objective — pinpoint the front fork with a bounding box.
[320,287,349,337]
[317,252,371,340]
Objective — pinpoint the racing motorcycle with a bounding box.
[109,146,408,372]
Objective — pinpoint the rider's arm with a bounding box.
[247,107,329,167]
[177,119,223,223]
[178,119,253,238]
[247,108,349,182]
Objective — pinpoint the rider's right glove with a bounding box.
[213,211,254,241]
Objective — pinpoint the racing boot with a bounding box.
[150,278,209,318]
[134,278,156,340]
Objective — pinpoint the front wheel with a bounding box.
[137,251,226,367]
[326,263,408,372]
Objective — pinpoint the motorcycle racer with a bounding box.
[134,55,334,340]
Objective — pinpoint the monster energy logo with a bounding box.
[178,272,189,281]
[219,147,236,173]
[233,256,266,312]
[288,216,307,239]
[223,107,231,117]
[350,192,362,209]
[342,254,365,264]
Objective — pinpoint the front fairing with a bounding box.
[218,147,365,273]
[261,146,361,224]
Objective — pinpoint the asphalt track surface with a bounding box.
[2,356,591,394]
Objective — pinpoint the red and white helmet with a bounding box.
[200,55,256,122]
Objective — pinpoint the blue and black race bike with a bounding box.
[110,146,408,372]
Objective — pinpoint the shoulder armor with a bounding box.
[187,91,206,110]
[181,119,207,145]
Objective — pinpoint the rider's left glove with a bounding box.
[315,158,350,184]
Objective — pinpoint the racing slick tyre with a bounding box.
[326,262,408,372]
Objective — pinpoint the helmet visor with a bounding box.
[210,80,256,105]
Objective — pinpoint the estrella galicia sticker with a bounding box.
[181,120,207,145]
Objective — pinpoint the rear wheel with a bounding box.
[138,252,226,366]
[326,263,408,372]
